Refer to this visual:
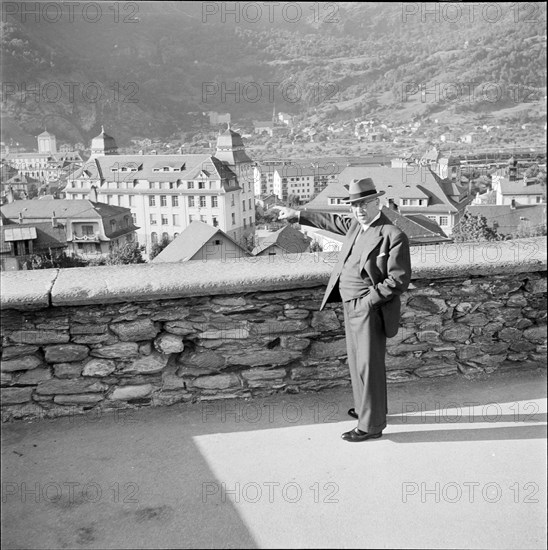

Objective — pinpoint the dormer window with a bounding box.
[163,167,169,172]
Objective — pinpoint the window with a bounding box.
[231,195,235,206]
[231,213,235,225]
[248,198,252,209]
[107,195,113,204]
[198,181,205,189]
[242,200,246,211]
[110,220,117,231]
[212,196,218,207]
[188,196,195,207]
[82,225,94,236]
[173,214,180,225]
[199,196,206,208]
[117,195,122,206]
[151,232,158,244]
[188,181,194,189]
[160,195,167,207]
[150,214,157,225]
[172,195,179,207]
[131,213,137,224]
[212,217,218,227]
[401,199,409,205]
[149,182,154,189]
[214,239,221,246]
[200,215,206,222]
[149,195,156,206]
[243,219,246,229]
[161,215,169,225]
[439,216,449,226]
[129,195,135,207]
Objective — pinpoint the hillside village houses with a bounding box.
[65,126,256,249]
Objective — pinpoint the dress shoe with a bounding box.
[347,408,358,419]
[341,428,383,442]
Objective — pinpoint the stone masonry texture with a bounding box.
[1,271,546,422]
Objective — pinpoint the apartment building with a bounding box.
[65,127,255,249]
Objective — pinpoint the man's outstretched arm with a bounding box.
[273,207,353,236]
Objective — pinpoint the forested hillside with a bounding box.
[1,1,546,146]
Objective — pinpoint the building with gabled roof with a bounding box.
[65,127,256,249]
[302,165,465,235]
[0,198,139,264]
[151,220,249,262]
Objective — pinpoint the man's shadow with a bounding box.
[383,412,547,443]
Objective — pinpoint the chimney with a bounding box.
[18,212,23,224]
[6,186,14,204]
[89,185,98,202]
[51,210,57,228]
[388,198,398,211]
[511,199,516,209]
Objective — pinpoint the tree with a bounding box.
[25,249,88,270]
[90,242,146,265]
[286,194,301,208]
[452,213,501,243]
[28,184,38,199]
[149,235,171,260]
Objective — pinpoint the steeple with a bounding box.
[215,126,252,167]
[89,126,118,157]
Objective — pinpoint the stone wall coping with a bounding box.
[1,237,546,309]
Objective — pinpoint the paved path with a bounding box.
[2,368,546,549]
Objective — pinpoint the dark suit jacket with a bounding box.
[299,211,412,337]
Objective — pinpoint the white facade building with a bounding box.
[65,128,255,249]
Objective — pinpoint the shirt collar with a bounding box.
[360,212,381,233]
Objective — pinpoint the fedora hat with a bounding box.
[343,178,385,204]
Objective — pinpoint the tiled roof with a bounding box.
[0,199,130,220]
[499,177,545,196]
[72,154,237,184]
[251,225,311,255]
[467,204,547,235]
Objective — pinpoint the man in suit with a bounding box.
[274,178,412,442]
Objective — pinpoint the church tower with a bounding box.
[37,130,57,154]
[89,126,118,157]
[214,126,253,168]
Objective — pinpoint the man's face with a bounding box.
[350,198,379,225]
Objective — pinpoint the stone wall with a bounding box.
[1,237,546,422]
